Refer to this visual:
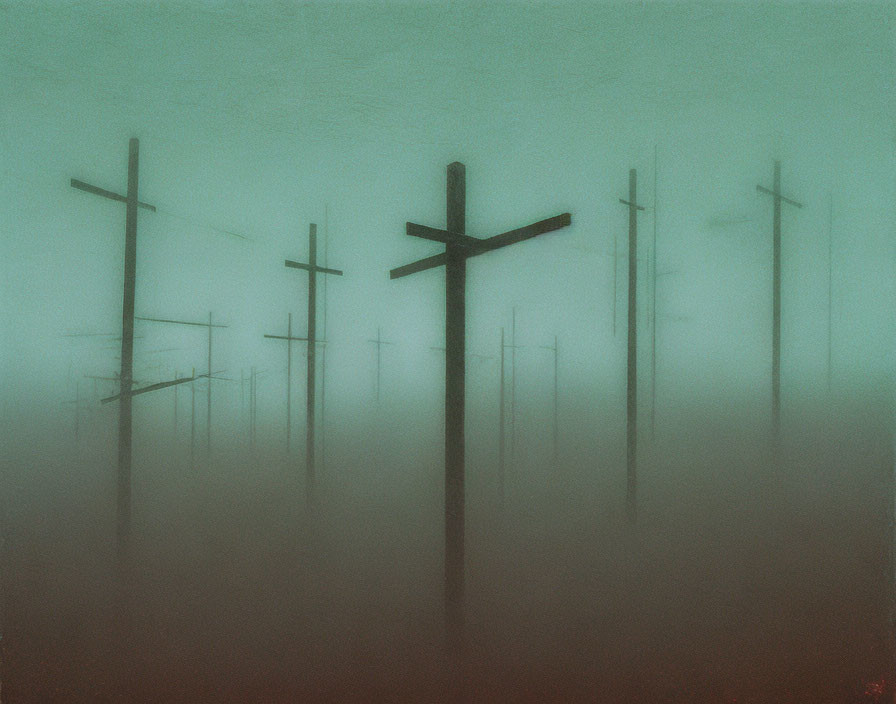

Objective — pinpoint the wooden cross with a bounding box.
[70,137,155,566]
[264,313,308,454]
[285,224,344,505]
[756,160,803,447]
[390,161,571,655]
[368,327,395,403]
[619,169,646,525]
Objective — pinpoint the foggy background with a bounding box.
[1,1,895,702]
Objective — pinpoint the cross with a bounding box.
[285,223,344,506]
[756,160,803,448]
[499,325,523,508]
[389,161,571,656]
[70,137,155,568]
[62,381,91,444]
[136,313,229,458]
[368,327,395,403]
[619,168,645,525]
[264,313,308,454]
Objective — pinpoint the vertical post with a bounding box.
[117,137,139,569]
[287,313,293,454]
[376,327,382,403]
[499,327,505,507]
[249,367,255,452]
[306,224,317,505]
[772,160,782,448]
[613,231,618,336]
[827,193,833,392]
[190,368,196,469]
[75,382,81,443]
[553,335,559,468]
[207,312,212,457]
[511,306,517,467]
[173,372,178,441]
[626,168,638,525]
[444,161,466,656]
[651,144,658,438]
[322,208,329,478]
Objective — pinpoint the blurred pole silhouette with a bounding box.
[264,313,308,454]
[539,336,560,467]
[619,168,645,525]
[756,160,803,450]
[285,224,344,506]
[390,160,571,662]
[368,327,395,403]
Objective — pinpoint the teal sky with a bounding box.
[1,2,894,453]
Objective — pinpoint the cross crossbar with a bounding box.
[284,260,344,276]
[136,315,228,328]
[619,199,646,211]
[756,184,803,208]
[406,222,483,248]
[390,213,571,279]
[101,373,209,404]
[264,334,309,341]
[71,178,156,211]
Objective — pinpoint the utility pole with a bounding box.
[539,336,559,467]
[619,168,645,525]
[827,192,833,392]
[756,160,804,448]
[651,144,658,439]
[70,138,156,569]
[368,327,395,403]
[264,313,307,454]
[389,160,571,660]
[284,224,345,506]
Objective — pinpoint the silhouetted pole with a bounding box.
[249,367,255,451]
[827,193,833,392]
[499,327,505,506]
[285,224,344,505]
[390,160,571,659]
[651,144,658,438]
[539,336,559,467]
[756,161,803,447]
[620,169,645,525]
[264,313,308,453]
[511,306,517,466]
[191,368,196,467]
[70,137,156,568]
[368,327,395,403]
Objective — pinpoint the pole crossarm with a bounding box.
[101,372,209,404]
[619,198,646,212]
[70,178,156,212]
[284,260,344,277]
[264,333,309,341]
[136,315,229,329]
[756,184,803,209]
[406,222,484,249]
[390,213,572,280]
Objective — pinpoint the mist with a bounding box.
[1,1,895,702]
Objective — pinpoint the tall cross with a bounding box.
[368,327,395,403]
[70,138,155,567]
[285,224,344,505]
[756,160,803,447]
[390,161,571,656]
[498,326,522,507]
[264,313,308,453]
[619,168,645,525]
[135,313,228,457]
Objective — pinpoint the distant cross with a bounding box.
[756,160,803,447]
[284,224,344,505]
[499,324,523,506]
[264,313,308,454]
[70,138,156,567]
[368,327,395,403]
[62,382,91,443]
[136,313,228,458]
[390,161,571,656]
[538,336,560,467]
[619,168,646,525]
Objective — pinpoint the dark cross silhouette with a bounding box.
[368,327,395,403]
[135,314,228,458]
[70,137,156,567]
[619,168,645,525]
[538,335,560,467]
[390,161,571,657]
[285,224,344,505]
[264,313,308,453]
[756,160,803,447]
